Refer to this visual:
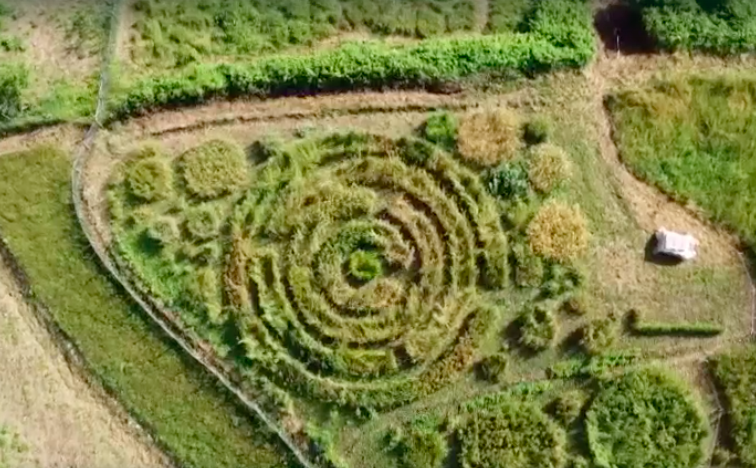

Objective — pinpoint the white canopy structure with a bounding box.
[653,228,698,261]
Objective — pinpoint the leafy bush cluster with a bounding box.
[548,391,584,426]
[459,399,567,468]
[126,157,173,201]
[0,62,27,123]
[179,139,249,199]
[112,0,595,119]
[586,368,710,468]
[580,318,617,356]
[393,426,448,468]
[478,353,508,384]
[637,0,756,53]
[527,201,589,262]
[714,348,756,466]
[133,0,479,68]
[421,112,458,151]
[518,305,557,352]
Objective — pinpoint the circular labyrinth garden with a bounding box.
[225,133,509,408]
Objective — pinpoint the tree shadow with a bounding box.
[594,2,656,55]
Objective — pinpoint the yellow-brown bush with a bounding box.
[527,202,589,262]
[528,143,572,193]
[457,109,522,166]
[180,139,249,199]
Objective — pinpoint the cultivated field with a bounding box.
[2,1,756,468]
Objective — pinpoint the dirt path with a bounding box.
[0,258,169,468]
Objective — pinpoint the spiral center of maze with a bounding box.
[223,134,507,406]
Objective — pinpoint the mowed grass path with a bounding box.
[0,147,291,468]
[608,76,756,251]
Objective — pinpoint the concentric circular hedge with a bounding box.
[586,368,711,468]
[225,133,510,408]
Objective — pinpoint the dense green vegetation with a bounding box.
[637,0,756,53]
[0,147,291,468]
[586,368,710,468]
[714,347,756,467]
[608,76,756,252]
[111,0,593,118]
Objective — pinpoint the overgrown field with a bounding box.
[636,0,756,53]
[608,76,756,253]
[0,147,293,468]
[100,79,750,465]
[0,0,111,131]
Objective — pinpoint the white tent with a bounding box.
[653,228,698,261]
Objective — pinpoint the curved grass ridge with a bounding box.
[226,133,509,408]
[110,30,594,119]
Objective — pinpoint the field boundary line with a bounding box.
[70,1,317,467]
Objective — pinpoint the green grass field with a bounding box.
[0,147,292,468]
[608,76,756,252]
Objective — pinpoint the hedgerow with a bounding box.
[179,139,249,199]
[637,0,756,53]
[628,309,723,337]
[110,26,595,119]
[459,398,567,468]
[586,367,710,468]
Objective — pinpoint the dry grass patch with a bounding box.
[528,143,572,193]
[458,109,522,166]
[528,201,589,262]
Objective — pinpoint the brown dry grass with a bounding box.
[457,108,523,166]
[528,201,590,262]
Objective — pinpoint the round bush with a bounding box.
[486,163,529,200]
[549,391,584,426]
[180,139,249,199]
[518,305,557,352]
[528,144,572,193]
[524,117,552,145]
[422,112,458,150]
[459,400,566,468]
[146,217,179,245]
[458,109,523,166]
[586,368,711,468]
[185,206,221,240]
[478,353,508,383]
[349,250,383,283]
[126,158,172,202]
[580,319,617,356]
[399,429,448,468]
[512,242,545,288]
[528,202,589,262]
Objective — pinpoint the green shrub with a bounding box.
[126,158,172,202]
[180,140,248,199]
[486,0,531,33]
[512,242,545,288]
[459,399,567,468]
[563,291,588,316]
[586,367,711,468]
[422,112,458,150]
[528,143,572,193]
[398,137,438,166]
[518,305,557,352]
[524,117,552,145]
[0,62,27,122]
[185,206,221,240]
[628,309,723,337]
[479,353,508,383]
[146,216,180,245]
[548,391,584,425]
[528,201,589,262]
[541,263,584,299]
[486,163,530,200]
[348,250,383,282]
[580,319,617,356]
[713,347,756,467]
[111,32,595,119]
[397,428,448,468]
